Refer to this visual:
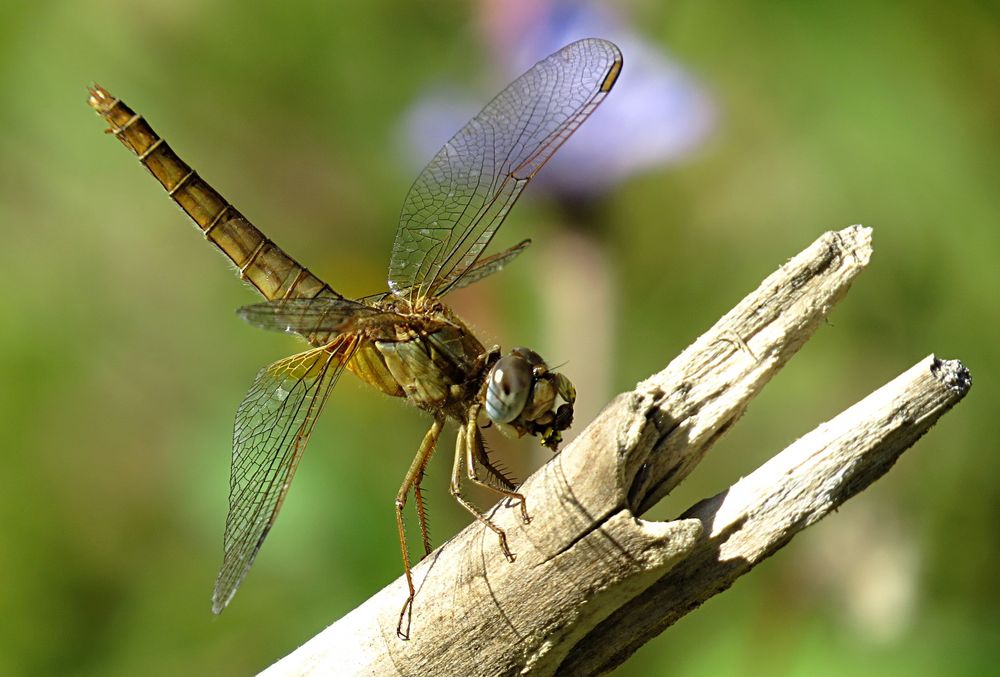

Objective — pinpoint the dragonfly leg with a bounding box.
[395,415,444,640]
[413,477,432,558]
[469,434,518,494]
[450,407,517,563]
[465,417,530,524]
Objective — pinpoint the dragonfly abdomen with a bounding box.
[88,85,334,303]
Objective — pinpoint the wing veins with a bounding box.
[212,337,358,612]
[227,357,317,512]
[388,39,622,301]
[433,93,542,284]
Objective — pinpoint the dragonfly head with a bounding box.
[484,347,576,451]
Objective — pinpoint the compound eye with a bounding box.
[485,354,532,424]
[512,346,545,369]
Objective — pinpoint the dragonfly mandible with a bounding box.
[89,37,622,638]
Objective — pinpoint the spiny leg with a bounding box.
[449,406,516,563]
[395,415,443,640]
[465,415,530,523]
[469,433,522,509]
[413,474,433,557]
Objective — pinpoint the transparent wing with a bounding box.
[389,38,622,302]
[211,337,357,613]
[237,297,398,335]
[361,239,531,305]
[433,238,530,295]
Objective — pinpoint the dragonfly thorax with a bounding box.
[369,308,485,415]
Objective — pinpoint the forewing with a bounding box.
[389,38,622,302]
[211,337,357,613]
[238,297,397,336]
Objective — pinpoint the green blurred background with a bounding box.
[1,1,997,675]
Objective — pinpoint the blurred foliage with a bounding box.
[0,1,998,675]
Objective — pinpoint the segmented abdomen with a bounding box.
[88,84,334,303]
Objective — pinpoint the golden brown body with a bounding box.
[88,86,334,303]
[88,37,621,638]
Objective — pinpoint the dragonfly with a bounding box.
[89,37,622,638]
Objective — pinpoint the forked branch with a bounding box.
[261,226,971,676]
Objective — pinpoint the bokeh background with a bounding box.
[1,1,997,675]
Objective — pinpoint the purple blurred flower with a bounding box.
[400,0,715,200]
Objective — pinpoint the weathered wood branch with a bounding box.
[557,353,970,674]
[261,226,971,676]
